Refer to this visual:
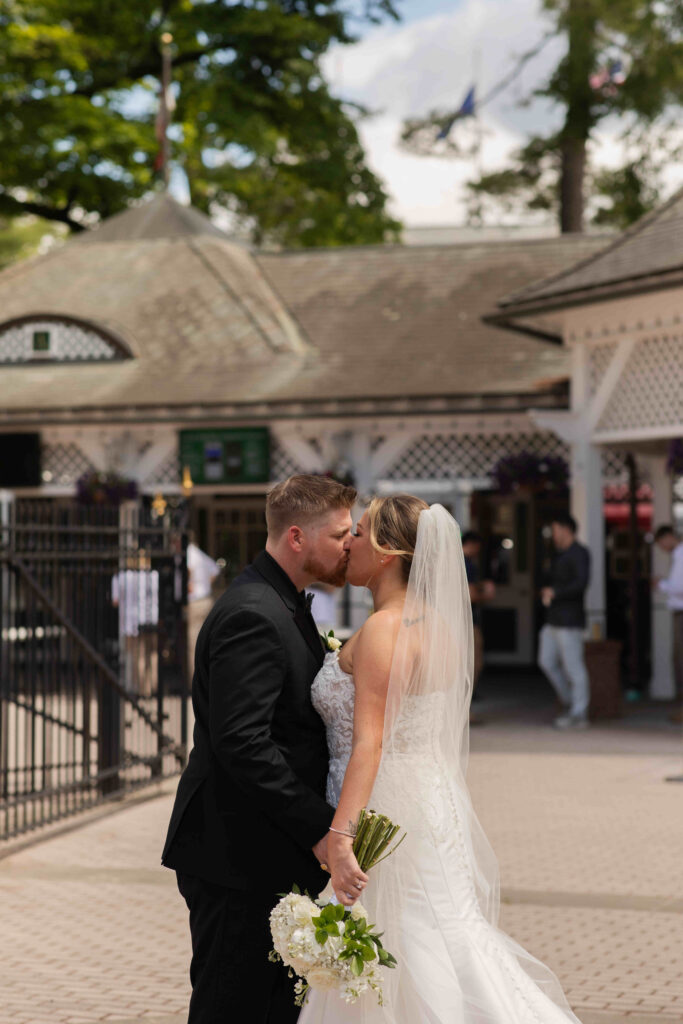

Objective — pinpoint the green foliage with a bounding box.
[312,900,398,976]
[0,1,401,246]
[591,159,661,229]
[0,216,66,269]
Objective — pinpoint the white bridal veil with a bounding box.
[360,503,581,1023]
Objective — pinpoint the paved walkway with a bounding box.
[1,682,682,1024]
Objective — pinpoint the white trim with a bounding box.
[593,424,683,444]
[529,409,583,443]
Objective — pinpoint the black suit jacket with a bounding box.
[546,540,591,629]
[162,551,334,894]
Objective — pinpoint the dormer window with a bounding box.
[0,314,132,365]
[32,330,51,356]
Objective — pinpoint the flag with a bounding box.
[437,85,476,140]
[589,59,627,92]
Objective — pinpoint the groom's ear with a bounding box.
[286,524,305,553]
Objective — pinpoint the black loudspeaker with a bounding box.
[0,433,41,487]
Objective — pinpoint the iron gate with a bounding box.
[0,498,188,841]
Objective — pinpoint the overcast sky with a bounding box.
[324,0,683,227]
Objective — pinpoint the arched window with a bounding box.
[0,314,132,364]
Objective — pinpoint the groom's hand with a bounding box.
[312,834,329,868]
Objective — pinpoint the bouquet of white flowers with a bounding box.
[269,809,404,1006]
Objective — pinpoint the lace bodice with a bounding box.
[310,651,355,806]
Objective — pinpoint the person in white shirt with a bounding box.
[111,552,159,696]
[654,524,683,704]
[186,541,222,676]
[187,542,221,603]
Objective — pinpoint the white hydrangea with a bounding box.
[270,892,387,1005]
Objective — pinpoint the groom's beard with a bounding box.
[303,553,349,587]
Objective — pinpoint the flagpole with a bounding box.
[471,46,483,224]
[160,32,173,188]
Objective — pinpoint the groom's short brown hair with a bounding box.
[266,475,357,538]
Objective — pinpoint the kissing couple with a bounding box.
[162,474,581,1024]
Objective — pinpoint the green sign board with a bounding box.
[179,428,270,485]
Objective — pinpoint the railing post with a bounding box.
[0,490,14,810]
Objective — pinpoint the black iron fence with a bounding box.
[0,498,189,842]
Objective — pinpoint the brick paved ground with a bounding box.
[1,675,682,1024]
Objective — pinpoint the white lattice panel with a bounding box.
[601,448,628,482]
[270,440,305,481]
[597,334,683,434]
[588,341,618,396]
[0,319,121,363]
[385,432,569,481]
[42,443,95,485]
[143,450,179,486]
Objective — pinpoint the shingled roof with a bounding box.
[0,195,606,420]
[255,233,606,403]
[488,185,683,322]
[0,195,309,416]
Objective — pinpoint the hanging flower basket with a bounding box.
[666,439,683,477]
[76,470,138,506]
[491,452,569,495]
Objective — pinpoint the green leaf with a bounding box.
[351,955,364,977]
[315,929,328,945]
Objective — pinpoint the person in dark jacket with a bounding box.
[161,474,356,1024]
[538,512,591,729]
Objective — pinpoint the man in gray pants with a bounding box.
[539,513,591,729]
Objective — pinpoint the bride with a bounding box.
[301,495,581,1023]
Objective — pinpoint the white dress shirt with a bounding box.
[659,542,683,611]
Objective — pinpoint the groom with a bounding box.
[162,474,356,1024]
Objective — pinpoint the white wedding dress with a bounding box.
[301,649,581,1024]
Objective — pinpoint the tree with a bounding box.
[0,216,65,269]
[401,0,683,232]
[0,0,402,247]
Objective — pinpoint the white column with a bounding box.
[647,454,675,698]
[570,438,606,637]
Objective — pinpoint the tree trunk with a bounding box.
[558,0,596,234]
[560,136,586,232]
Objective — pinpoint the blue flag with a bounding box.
[437,85,476,139]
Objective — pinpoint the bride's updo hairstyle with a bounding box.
[367,494,429,582]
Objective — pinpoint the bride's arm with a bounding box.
[327,610,398,905]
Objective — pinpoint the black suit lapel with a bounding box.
[293,605,326,666]
[252,551,325,668]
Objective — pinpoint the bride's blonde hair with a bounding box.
[367,494,429,582]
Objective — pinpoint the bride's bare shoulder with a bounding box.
[356,608,402,653]
[341,609,402,674]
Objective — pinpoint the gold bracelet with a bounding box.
[329,825,356,838]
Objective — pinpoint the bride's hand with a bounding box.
[327,833,368,906]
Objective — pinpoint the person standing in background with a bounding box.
[653,524,683,721]
[187,540,222,676]
[538,513,591,730]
